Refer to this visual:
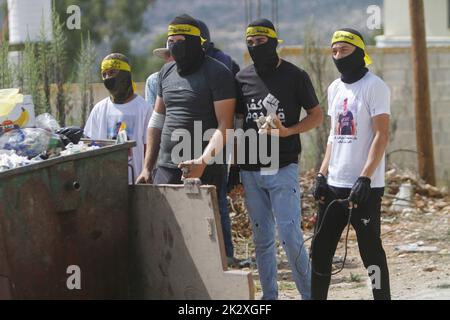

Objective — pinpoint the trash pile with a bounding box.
[0,88,99,173]
[228,168,450,239]
[0,113,95,173]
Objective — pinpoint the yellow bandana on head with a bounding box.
[101,59,132,73]
[167,24,206,44]
[168,24,201,37]
[246,26,284,43]
[331,30,372,66]
[101,59,137,94]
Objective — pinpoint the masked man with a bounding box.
[311,28,391,300]
[136,15,236,220]
[235,19,323,300]
[84,53,152,184]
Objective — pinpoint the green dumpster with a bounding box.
[0,141,135,299]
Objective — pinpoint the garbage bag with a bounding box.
[56,127,84,146]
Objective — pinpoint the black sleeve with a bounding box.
[297,70,319,110]
[231,60,240,77]
[235,79,245,115]
[208,60,236,102]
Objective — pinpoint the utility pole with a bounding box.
[409,0,436,185]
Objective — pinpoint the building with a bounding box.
[376,0,450,47]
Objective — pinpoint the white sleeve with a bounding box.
[368,79,391,117]
[84,103,103,139]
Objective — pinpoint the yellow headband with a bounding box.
[101,59,137,94]
[246,26,283,43]
[168,24,201,37]
[331,30,372,66]
[168,24,206,44]
[101,59,131,73]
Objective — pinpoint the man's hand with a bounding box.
[178,159,207,180]
[259,115,290,138]
[136,168,153,184]
[349,176,371,208]
[262,94,280,115]
[313,173,328,203]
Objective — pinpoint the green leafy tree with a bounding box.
[54,0,156,76]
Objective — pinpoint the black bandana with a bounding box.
[168,14,205,76]
[246,19,280,75]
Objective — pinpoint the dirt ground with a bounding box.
[229,169,450,300]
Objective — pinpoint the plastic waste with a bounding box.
[0,128,63,158]
[35,113,61,132]
[0,149,42,172]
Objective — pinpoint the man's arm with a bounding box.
[265,105,324,137]
[136,96,166,184]
[360,114,390,178]
[179,98,236,179]
[319,143,333,176]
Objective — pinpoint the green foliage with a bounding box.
[131,32,168,82]
[0,33,11,88]
[77,32,96,124]
[302,23,332,170]
[54,0,155,76]
[51,5,68,126]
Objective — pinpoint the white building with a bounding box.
[7,0,52,45]
[376,0,450,47]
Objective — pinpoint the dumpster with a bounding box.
[0,140,135,299]
[0,139,254,300]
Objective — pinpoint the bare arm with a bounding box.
[179,98,236,178]
[136,96,166,184]
[360,114,390,178]
[319,143,333,176]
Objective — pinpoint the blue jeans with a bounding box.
[241,163,311,300]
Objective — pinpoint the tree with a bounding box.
[54,0,156,76]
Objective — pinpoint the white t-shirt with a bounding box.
[84,95,152,184]
[327,72,391,188]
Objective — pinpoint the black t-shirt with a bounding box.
[158,56,236,168]
[236,60,319,171]
[338,111,354,135]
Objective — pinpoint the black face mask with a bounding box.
[169,36,205,76]
[248,38,279,75]
[333,47,368,84]
[103,71,134,104]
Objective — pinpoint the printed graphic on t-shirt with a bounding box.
[245,93,286,124]
[334,97,358,144]
[107,116,136,140]
[107,115,136,161]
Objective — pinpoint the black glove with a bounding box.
[349,176,371,207]
[313,173,328,201]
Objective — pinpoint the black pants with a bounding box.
[153,165,224,193]
[311,186,391,300]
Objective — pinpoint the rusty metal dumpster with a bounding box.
[0,141,135,299]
